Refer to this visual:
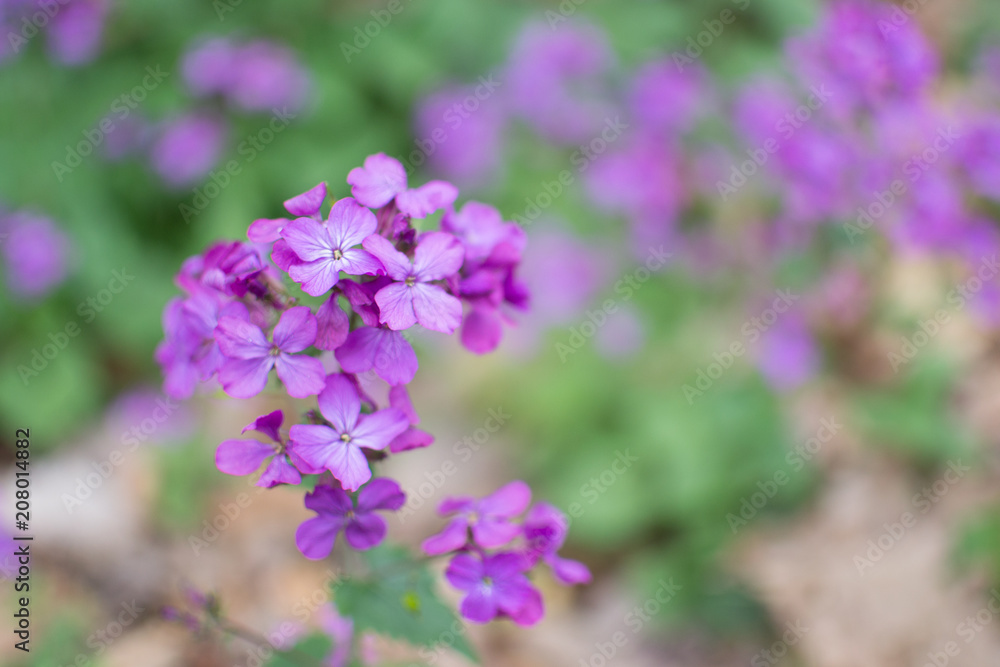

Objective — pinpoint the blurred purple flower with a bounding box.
[295,478,405,558]
[150,112,228,188]
[757,312,819,392]
[45,0,108,66]
[422,480,531,554]
[1,212,71,299]
[445,552,543,626]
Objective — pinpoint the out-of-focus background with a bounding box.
[4,0,1000,665]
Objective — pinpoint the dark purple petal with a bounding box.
[347,153,407,208]
[356,478,406,512]
[284,182,327,217]
[317,374,361,433]
[296,515,343,560]
[304,484,353,515]
[396,180,459,218]
[273,306,318,352]
[328,197,378,249]
[412,232,465,281]
[275,354,326,398]
[242,410,284,442]
[350,408,409,452]
[411,283,462,334]
[335,326,418,386]
[219,357,274,398]
[460,589,498,624]
[344,513,387,550]
[215,439,274,476]
[362,234,412,281]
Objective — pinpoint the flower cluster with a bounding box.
[417,2,1000,389]
[157,154,583,628]
[424,481,591,625]
[1,0,109,67]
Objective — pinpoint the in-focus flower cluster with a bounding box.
[156,154,580,626]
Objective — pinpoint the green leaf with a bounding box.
[264,633,333,667]
[332,546,478,664]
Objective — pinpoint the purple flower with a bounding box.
[522,504,591,585]
[227,40,310,113]
[289,374,408,491]
[628,59,711,135]
[215,305,325,399]
[150,112,228,188]
[295,478,406,559]
[181,37,236,97]
[422,481,531,555]
[216,410,318,487]
[281,197,383,296]
[363,232,464,333]
[46,0,108,66]
[347,153,458,218]
[757,312,819,392]
[445,552,543,626]
[334,325,418,386]
[247,182,327,243]
[0,212,71,299]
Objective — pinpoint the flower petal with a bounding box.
[334,326,418,386]
[242,409,283,442]
[328,197,377,249]
[304,484,353,515]
[362,234,412,281]
[344,513,387,550]
[347,153,407,208]
[315,296,350,351]
[461,306,503,354]
[288,258,341,296]
[389,427,434,453]
[215,439,274,476]
[396,180,458,218]
[548,555,592,585]
[445,553,485,591]
[284,182,327,217]
[327,443,372,491]
[374,283,417,330]
[215,317,270,360]
[281,217,334,262]
[460,588,498,624]
[288,424,338,471]
[351,408,409,452]
[422,519,470,555]
[481,481,532,517]
[296,515,343,560]
[275,353,326,398]
[247,217,289,243]
[356,478,406,512]
[413,231,465,281]
[339,248,385,277]
[272,305,318,352]
[473,519,521,549]
[317,374,361,432]
[411,283,462,334]
[219,357,274,398]
[257,455,302,487]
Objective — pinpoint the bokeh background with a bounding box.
[4,0,1000,665]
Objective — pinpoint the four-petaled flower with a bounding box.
[289,374,408,491]
[215,306,326,399]
[295,478,406,558]
[215,410,319,487]
[422,480,531,554]
[445,552,544,626]
[363,232,465,333]
[281,197,384,296]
